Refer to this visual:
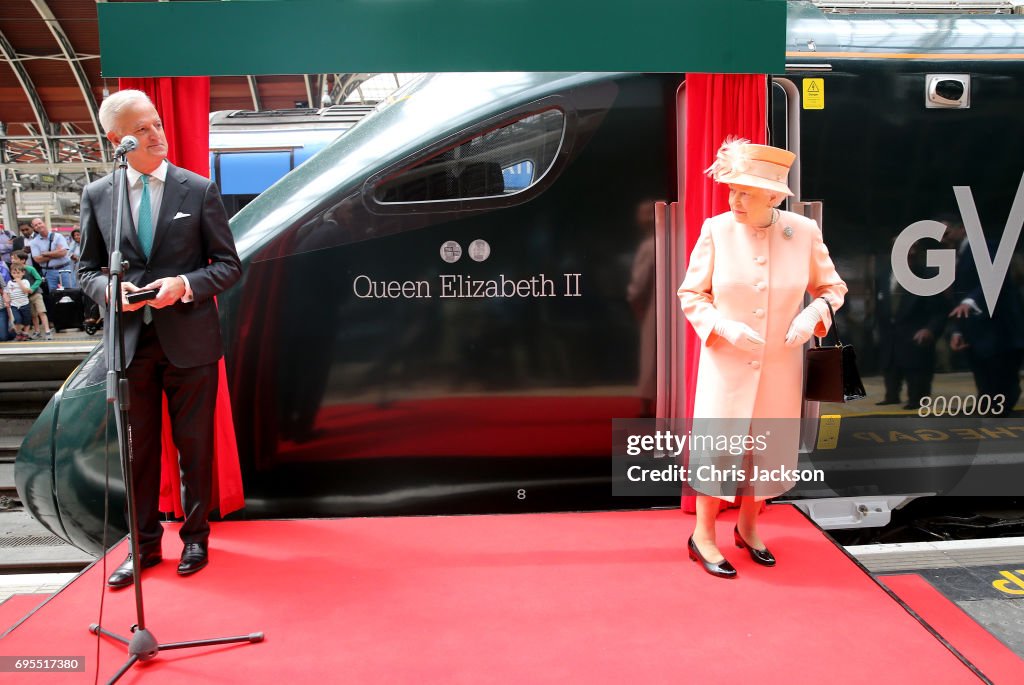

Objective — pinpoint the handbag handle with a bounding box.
[812,297,843,348]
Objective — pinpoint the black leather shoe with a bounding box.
[107,551,162,588]
[734,526,776,567]
[177,542,209,576]
[687,536,737,579]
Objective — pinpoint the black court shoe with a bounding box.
[734,526,776,567]
[688,536,737,579]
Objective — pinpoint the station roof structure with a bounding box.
[0,0,401,173]
[3,0,1020,175]
[0,1,422,228]
[16,0,1017,220]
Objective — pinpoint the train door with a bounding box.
[767,59,1024,525]
[770,76,827,455]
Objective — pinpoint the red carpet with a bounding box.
[0,506,989,683]
[881,573,1023,684]
[0,593,48,637]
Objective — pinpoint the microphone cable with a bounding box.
[93,375,113,685]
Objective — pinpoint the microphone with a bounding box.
[113,135,138,157]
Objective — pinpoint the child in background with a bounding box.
[4,264,33,341]
[10,250,52,340]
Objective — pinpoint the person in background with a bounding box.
[944,218,1024,415]
[29,218,73,291]
[67,226,82,289]
[0,259,11,341]
[4,264,34,341]
[678,138,847,579]
[13,224,33,265]
[626,200,657,417]
[874,242,948,410]
[10,250,52,340]
[0,225,15,267]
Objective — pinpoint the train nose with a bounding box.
[15,393,73,546]
[14,346,126,556]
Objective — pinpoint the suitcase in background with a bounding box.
[46,288,86,332]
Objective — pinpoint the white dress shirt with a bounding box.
[127,159,167,236]
[958,237,981,314]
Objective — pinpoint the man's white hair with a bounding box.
[98,89,154,134]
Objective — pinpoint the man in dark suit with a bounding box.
[78,89,242,588]
[874,246,948,410]
[944,219,1024,416]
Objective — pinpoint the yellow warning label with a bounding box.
[803,78,825,110]
[993,570,1024,595]
[816,414,841,450]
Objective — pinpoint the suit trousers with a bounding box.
[968,348,1024,416]
[883,365,933,404]
[125,323,218,553]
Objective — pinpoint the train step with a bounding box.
[0,462,18,511]
[0,422,33,446]
[0,436,22,462]
[0,510,94,573]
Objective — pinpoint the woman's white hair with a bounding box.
[98,89,154,134]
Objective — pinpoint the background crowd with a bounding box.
[0,219,82,341]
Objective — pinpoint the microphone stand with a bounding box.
[88,147,263,684]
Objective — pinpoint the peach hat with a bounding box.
[705,138,795,196]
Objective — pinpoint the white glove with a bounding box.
[714,319,765,352]
[785,305,822,347]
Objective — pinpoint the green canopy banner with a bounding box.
[98,0,786,76]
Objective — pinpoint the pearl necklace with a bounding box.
[757,208,779,228]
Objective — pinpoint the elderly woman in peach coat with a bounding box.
[677,139,847,579]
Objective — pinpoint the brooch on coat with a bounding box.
[783,226,793,239]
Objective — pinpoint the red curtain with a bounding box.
[117,77,211,177]
[116,77,245,517]
[678,73,767,513]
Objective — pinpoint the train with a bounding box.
[16,2,1024,554]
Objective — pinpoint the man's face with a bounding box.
[31,219,47,236]
[19,225,31,237]
[107,100,167,173]
[72,230,81,242]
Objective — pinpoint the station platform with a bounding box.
[1,505,1021,683]
[0,329,97,383]
[852,536,1024,674]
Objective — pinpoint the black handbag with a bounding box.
[804,298,867,402]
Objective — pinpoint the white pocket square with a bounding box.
[173,212,191,220]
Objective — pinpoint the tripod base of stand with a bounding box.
[89,623,263,684]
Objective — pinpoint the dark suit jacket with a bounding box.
[874,262,948,369]
[951,241,1024,357]
[78,162,242,368]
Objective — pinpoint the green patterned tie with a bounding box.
[138,174,154,324]
[138,174,153,258]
